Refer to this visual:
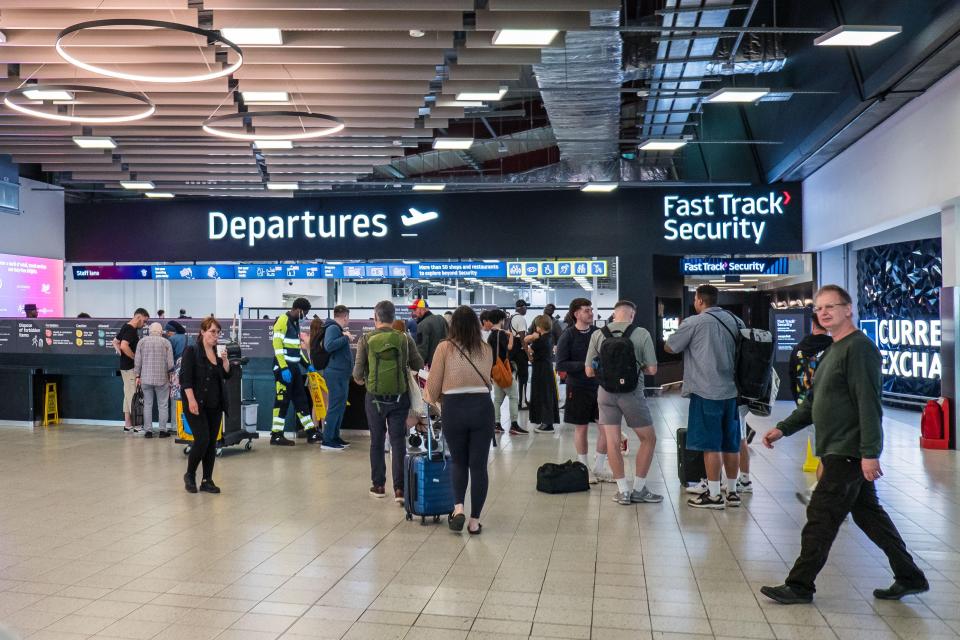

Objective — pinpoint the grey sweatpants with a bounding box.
[141,382,171,433]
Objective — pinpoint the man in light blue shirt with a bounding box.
[666,284,744,510]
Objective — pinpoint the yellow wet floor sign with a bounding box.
[802,436,820,473]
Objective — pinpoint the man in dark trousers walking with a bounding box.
[760,284,928,604]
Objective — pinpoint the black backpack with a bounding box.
[311,324,330,370]
[706,311,775,404]
[597,325,640,393]
[536,460,590,494]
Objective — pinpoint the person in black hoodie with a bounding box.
[789,313,834,406]
[556,298,608,481]
[180,316,231,494]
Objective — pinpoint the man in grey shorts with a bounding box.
[585,300,661,505]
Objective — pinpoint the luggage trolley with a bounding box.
[177,315,259,456]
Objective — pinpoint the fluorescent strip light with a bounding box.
[24,88,74,101]
[145,192,175,199]
[492,29,559,46]
[412,184,445,191]
[120,181,154,190]
[638,139,687,151]
[705,87,770,103]
[72,136,116,149]
[254,140,293,149]
[814,25,901,47]
[581,183,618,193]
[242,90,289,104]
[455,87,508,101]
[432,137,474,150]
[220,28,283,45]
[266,182,299,190]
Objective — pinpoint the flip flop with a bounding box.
[468,524,482,535]
[448,513,465,532]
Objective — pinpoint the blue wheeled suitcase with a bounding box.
[404,405,454,525]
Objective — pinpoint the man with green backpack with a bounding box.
[353,300,425,502]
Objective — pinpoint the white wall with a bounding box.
[803,64,960,251]
[0,178,65,260]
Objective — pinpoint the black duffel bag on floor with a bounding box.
[536,460,590,494]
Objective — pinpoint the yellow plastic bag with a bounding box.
[307,370,329,423]
[176,399,224,443]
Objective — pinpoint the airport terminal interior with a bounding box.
[1,1,960,639]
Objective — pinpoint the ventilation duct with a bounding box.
[705,33,787,76]
[532,10,623,181]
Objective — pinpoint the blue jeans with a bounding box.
[322,370,350,444]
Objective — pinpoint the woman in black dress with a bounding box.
[524,315,559,433]
[181,316,231,493]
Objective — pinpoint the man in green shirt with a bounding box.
[760,285,928,605]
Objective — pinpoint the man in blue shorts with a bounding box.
[666,284,744,509]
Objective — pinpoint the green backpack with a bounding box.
[366,330,407,396]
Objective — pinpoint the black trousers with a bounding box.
[786,455,926,595]
[441,393,495,519]
[366,393,410,489]
[186,406,222,481]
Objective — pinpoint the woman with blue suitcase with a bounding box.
[425,307,494,535]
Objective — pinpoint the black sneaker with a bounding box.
[873,579,929,600]
[535,424,555,433]
[509,423,529,435]
[270,432,295,446]
[183,473,198,494]
[687,492,725,510]
[306,429,322,444]
[760,584,813,604]
[336,437,351,447]
[494,423,504,434]
[725,491,742,507]
[199,479,221,494]
[144,431,154,439]
[158,430,171,438]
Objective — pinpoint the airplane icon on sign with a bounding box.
[401,207,439,227]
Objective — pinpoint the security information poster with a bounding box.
[0,252,63,317]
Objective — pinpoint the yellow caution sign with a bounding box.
[802,436,820,473]
[42,382,59,427]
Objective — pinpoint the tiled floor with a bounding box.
[1,392,958,640]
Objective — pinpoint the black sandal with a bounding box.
[448,513,465,532]
[468,523,482,535]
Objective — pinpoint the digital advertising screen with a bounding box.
[0,252,63,318]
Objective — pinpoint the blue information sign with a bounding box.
[680,257,789,276]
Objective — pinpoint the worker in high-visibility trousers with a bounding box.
[271,297,316,446]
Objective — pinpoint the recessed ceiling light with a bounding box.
[814,25,901,46]
[492,29,559,46]
[705,87,770,103]
[412,184,445,191]
[241,90,289,104]
[266,182,299,190]
[581,183,618,193]
[638,139,687,151]
[455,87,508,101]
[145,192,175,199]
[254,139,293,149]
[220,27,283,45]
[409,29,425,38]
[23,88,74,101]
[433,137,474,150]
[120,181,155,190]
[72,136,116,149]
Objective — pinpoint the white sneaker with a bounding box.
[593,463,614,483]
[685,478,708,494]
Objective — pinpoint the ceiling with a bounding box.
[0,0,959,201]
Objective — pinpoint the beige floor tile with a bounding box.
[412,614,474,631]
[469,618,532,635]
[96,618,170,639]
[532,622,591,639]
[282,618,353,639]
[341,622,409,640]
[44,614,115,635]
[31,596,96,615]
[770,624,839,640]
[74,599,143,619]
[401,628,468,640]
[231,613,298,634]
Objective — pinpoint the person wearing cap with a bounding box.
[510,300,530,409]
[164,321,188,360]
[23,303,38,318]
[134,322,175,438]
[543,304,564,346]
[270,297,318,446]
[409,298,448,366]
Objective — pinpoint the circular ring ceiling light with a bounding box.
[202,111,345,141]
[2,84,156,123]
[55,19,243,84]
